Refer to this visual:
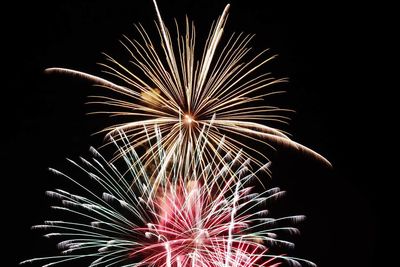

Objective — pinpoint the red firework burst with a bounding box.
[131,181,280,267]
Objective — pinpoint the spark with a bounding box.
[20,129,316,267]
[44,0,331,171]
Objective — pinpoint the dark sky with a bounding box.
[4,1,388,266]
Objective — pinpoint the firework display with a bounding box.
[21,1,329,266]
[21,130,315,267]
[45,1,330,168]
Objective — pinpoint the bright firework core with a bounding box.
[184,114,194,125]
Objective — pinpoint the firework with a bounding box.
[45,0,331,169]
[21,129,315,267]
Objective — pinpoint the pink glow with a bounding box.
[130,181,278,267]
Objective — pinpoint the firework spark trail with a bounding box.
[28,1,328,266]
[44,0,331,171]
[20,129,316,267]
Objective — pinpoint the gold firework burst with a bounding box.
[45,1,331,171]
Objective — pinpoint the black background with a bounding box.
[4,0,388,266]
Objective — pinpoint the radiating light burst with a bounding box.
[45,0,331,170]
[21,129,316,267]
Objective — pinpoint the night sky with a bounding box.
[4,1,387,266]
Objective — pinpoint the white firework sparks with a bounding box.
[20,129,316,267]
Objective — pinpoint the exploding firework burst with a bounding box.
[21,129,315,267]
[45,0,330,170]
